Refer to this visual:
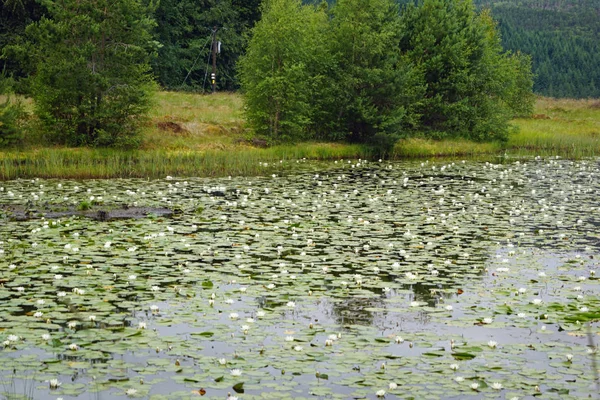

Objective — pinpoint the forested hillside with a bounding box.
[473,0,600,98]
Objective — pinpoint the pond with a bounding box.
[0,158,598,399]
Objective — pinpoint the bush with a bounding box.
[0,97,25,147]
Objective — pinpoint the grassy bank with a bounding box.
[393,97,600,158]
[1,92,599,179]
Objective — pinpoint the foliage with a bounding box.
[0,76,25,147]
[0,0,46,92]
[473,0,600,98]
[152,0,261,91]
[241,0,533,145]
[398,0,534,142]
[324,0,423,146]
[18,0,156,147]
[238,0,332,142]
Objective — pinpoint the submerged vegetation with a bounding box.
[0,158,598,398]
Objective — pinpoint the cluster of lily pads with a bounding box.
[0,157,598,399]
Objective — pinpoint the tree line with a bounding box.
[240,0,533,148]
[1,0,534,149]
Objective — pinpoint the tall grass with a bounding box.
[0,144,371,180]
[1,93,598,179]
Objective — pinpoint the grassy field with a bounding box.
[0,92,599,179]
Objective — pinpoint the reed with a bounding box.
[1,93,598,180]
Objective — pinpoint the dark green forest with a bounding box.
[473,0,599,98]
[1,0,598,98]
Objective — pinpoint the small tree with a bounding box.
[23,0,156,147]
[238,0,331,142]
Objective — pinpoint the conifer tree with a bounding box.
[21,0,156,147]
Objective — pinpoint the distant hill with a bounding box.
[473,0,599,98]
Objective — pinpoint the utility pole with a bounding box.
[211,26,218,94]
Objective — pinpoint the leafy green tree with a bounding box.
[238,0,332,142]
[325,0,423,146]
[399,0,533,141]
[20,0,156,147]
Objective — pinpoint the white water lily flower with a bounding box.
[67,321,77,329]
[482,317,493,324]
[286,301,296,308]
[125,388,137,397]
[294,345,303,351]
[138,322,147,329]
[229,313,239,320]
[256,311,265,318]
[42,333,50,341]
[410,301,420,307]
[128,275,137,280]
[566,353,573,362]
[57,291,66,297]
[532,299,543,305]
[7,335,19,342]
[218,358,227,365]
[376,389,386,397]
[395,336,404,344]
[454,376,464,382]
[34,311,43,318]
[16,287,25,292]
[491,382,503,390]
[68,343,78,350]
[517,312,527,318]
[150,305,159,313]
[150,286,160,292]
[230,369,242,376]
[37,299,45,306]
[49,379,61,389]
[445,305,453,311]
[470,383,479,390]
[449,363,459,371]
[89,315,96,322]
[488,340,497,348]
[388,382,397,390]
